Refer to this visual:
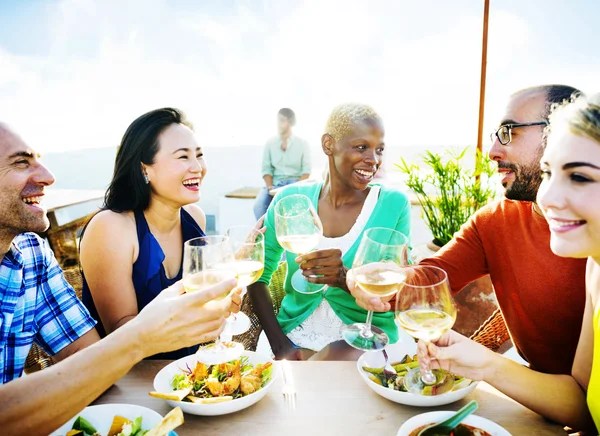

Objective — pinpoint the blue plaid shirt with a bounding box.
[0,233,96,383]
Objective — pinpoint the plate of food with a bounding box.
[51,404,183,436]
[397,411,512,436]
[150,350,276,416]
[357,341,478,407]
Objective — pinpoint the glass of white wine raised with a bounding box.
[342,227,409,351]
[223,225,265,335]
[274,194,325,294]
[395,265,457,395]
[182,235,243,364]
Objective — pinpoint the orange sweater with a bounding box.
[422,199,587,375]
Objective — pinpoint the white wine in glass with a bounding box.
[274,194,325,294]
[183,235,243,364]
[278,234,321,255]
[395,265,457,395]
[342,227,409,351]
[183,270,236,298]
[396,308,455,342]
[223,226,266,335]
[231,260,264,288]
[353,261,407,297]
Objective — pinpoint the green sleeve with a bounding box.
[394,190,413,258]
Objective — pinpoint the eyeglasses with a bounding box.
[490,122,548,145]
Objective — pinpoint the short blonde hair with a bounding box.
[324,103,383,141]
[549,93,600,144]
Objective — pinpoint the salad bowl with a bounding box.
[152,350,277,416]
[50,403,175,436]
[357,339,478,407]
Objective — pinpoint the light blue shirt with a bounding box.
[261,135,312,184]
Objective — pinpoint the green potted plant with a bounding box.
[396,147,496,249]
[396,147,498,336]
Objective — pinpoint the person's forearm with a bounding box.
[0,321,145,435]
[485,352,595,431]
[248,282,289,347]
[299,173,310,181]
[263,175,273,189]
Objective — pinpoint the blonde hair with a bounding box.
[324,103,383,141]
[549,93,600,144]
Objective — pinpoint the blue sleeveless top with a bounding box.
[82,208,206,359]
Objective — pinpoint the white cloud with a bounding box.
[0,0,595,154]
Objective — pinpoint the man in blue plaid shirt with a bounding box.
[0,122,240,434]
[0,123,100,384]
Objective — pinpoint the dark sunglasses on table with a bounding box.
[490,121,548,145]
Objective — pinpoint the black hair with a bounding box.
[514,85,582,120]
[103,107,192,213]
[278,108,296,126]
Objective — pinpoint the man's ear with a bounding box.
[321,134,334,156]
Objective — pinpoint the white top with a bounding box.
[286,186,381,351]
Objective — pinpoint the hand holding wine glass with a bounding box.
[274,194,326,294]
[417,329,496,383]
[183,235,243,364]
[223,225,265,335]
[342,227,409,351]
[395,265,458,395]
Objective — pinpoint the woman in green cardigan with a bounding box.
[248,103,411,360]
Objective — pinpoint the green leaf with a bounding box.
[72,416,97,435]
[131,416,143,436]
[396,147,496,246]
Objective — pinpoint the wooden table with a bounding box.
[94,361,565,435]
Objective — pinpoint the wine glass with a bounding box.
[223,225,265,335]
[395,265,457,395]
[342,227,409,351]
[182,235,243,364]
[274,194,326,294]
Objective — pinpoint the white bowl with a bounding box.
[50,404,171,436]
[397,411,512,436]
[153,350,277,416]
[357,339,478,407]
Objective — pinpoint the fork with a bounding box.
[281,360,296,412]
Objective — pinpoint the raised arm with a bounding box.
[79,211,140,334]
[0,279,235,436]
[420,211,488,293]
[419,289,595,432]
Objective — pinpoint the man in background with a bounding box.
[254,108,311,219]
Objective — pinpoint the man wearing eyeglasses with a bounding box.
[350,84,588,378]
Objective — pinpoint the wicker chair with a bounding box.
[24,264,84,374]
[232,262,287,351]
[25,214,93,373]
[469,308,511,352]
[46,213,94,268]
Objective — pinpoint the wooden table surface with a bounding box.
[94,360,565,436]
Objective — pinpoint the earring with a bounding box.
[143,173,149,184]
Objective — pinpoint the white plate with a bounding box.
[397,411,512,436]
[357,339,478,407]
[153,350,277,416]
[50,403,172,436]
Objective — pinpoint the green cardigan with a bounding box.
[258,181,412,344]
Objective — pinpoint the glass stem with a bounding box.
[362,311,375,338]
[420,340,437,385]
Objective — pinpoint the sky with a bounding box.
[0,0,598,153]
